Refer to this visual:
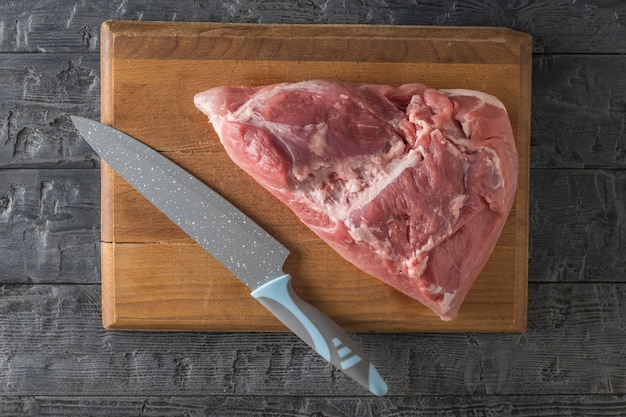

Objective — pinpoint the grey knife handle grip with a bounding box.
[251,274,388,396]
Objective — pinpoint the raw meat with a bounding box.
[194,80,518,320]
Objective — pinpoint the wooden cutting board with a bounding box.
[100,21,531,332]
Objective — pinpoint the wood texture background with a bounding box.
[1,1,626,415]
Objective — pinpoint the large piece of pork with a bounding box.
[194,80,518,320]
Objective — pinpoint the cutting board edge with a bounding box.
[101,241,116,329]
[101,20,531,42]
[101,20,531,65]
[514,32,532,335]
[102,313,528,333]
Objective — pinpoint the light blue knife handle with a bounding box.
[251,274,388,396]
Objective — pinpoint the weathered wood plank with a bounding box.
[1,0,625,54]
[2,394,626,416]
[2,52,625,170]
[0,54,100,168]
[531,54,626,169]
[529,169,626,283]
[0,169,100,283]
[0,166,623,286]
[1,283,625,396]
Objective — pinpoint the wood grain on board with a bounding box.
[100,21,531,332]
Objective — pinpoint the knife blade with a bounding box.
[71,116,388,396]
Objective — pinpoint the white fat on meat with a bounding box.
[292,144,423,223]
[440,89,508,113]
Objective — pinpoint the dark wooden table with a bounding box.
[1,1,625,415]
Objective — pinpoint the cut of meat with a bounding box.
[194,80,518,320]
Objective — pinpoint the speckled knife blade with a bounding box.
[71,116,290,290]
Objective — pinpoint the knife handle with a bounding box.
[251,274,388,396]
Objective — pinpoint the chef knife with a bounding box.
[71,116,388,396]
